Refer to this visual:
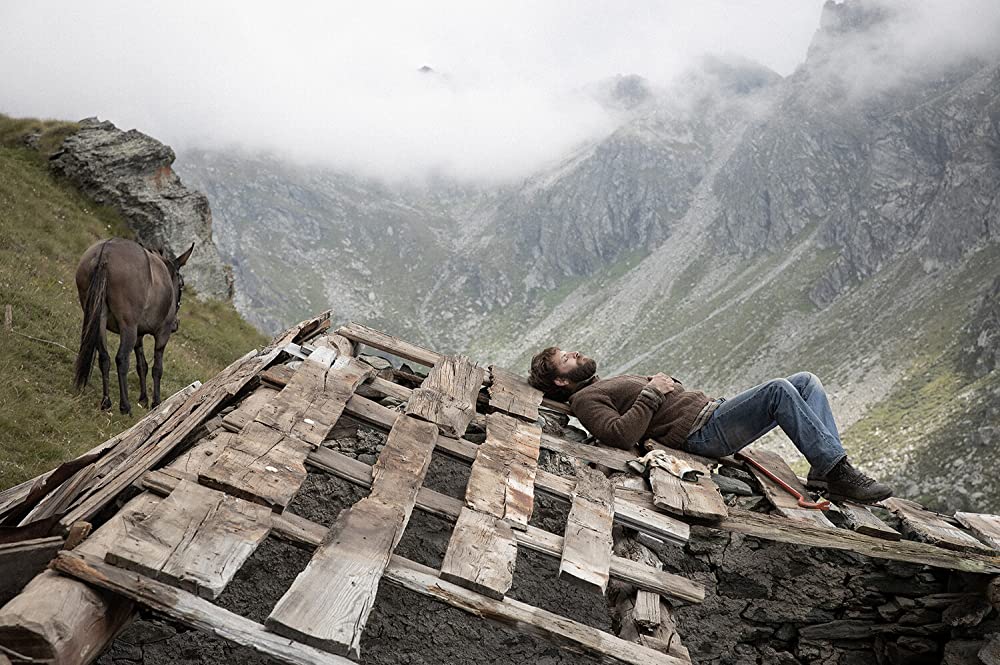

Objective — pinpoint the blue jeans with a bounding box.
[684,372,847,476]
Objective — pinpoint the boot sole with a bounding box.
[826,490,893,505]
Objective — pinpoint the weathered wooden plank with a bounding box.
[341,393,691,546]
[0,537,63,604]
[199,421,312,512]
[649,469,728,521]
[634,591,662,631]
[336,322,442,368]
[487,365,543,422]
[441,507,518,600]
[51,551,356,665]
[105,480,271,599]
[17,464,98,526]
[955,513,1000,551]
[882,498,993,554]
[559,464,614,593]
[740,448,835,528]
[386,555,687,665]
[221,386,281,434]
[838,501,901,540]
[405,355,484,438]
[466,413,541,530]
[266,415,438,658]
[257,355,374,446]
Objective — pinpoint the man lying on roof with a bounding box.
[528,347,892,504]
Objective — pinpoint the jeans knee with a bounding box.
[767,378,796,393]
[765,378,797,407]
[789,371,820,392]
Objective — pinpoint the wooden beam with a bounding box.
[405,355,484,438]
[717,506,1000,574]
[559,464,614,593]
[440,507,518,600]
[540,433,633,472]
[16,465,98,527]
[266,415,438,658]
[336,322,442,368]
[541,397,572,416]
[51,551,355,665]
[104,480,272,599]
[386,555,688,665]
[466,413,541,530]
[487,365,543,422]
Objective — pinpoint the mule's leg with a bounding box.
[134,336,149,408]
[116,325,137,416]
[98,311,112,411]
[151,334,168,409]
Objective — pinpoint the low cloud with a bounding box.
[9,2,995,184]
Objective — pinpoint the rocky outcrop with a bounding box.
[50,118,232,300]
[709,1,1000,306]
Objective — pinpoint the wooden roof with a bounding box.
[0,313,998,665]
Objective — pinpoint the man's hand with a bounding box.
[648,373,675,395]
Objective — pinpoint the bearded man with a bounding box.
[527,347,892,504]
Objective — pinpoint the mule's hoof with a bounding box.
[100,397,112,411]
[120,405,132,417]
[151,399,161,409]
[138,396,149,408]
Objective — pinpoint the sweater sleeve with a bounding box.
[572,386,665,450]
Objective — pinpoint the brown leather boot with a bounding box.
[808,457,892,504]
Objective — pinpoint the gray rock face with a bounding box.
[961,276,1000,377]
[50,118,232,300]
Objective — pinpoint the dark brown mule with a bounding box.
[73,238,194,415]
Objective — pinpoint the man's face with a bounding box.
[551,348,598,386]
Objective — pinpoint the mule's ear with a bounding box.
[175,242,195,268]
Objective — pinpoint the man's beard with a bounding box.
[564,358,597,383]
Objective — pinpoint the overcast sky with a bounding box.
[1,1,995,183]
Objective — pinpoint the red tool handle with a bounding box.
[736,452,831,511]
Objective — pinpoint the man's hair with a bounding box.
[528,347,572,402]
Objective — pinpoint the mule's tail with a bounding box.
[74,255,109,390]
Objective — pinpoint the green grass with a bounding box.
[0,117,266,490]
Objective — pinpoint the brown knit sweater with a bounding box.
[568,375,711,451]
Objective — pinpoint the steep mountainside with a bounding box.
[177,1,1000,511]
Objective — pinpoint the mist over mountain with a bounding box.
[175,1,1000,512]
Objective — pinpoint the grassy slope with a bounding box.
[0,116,266,490]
